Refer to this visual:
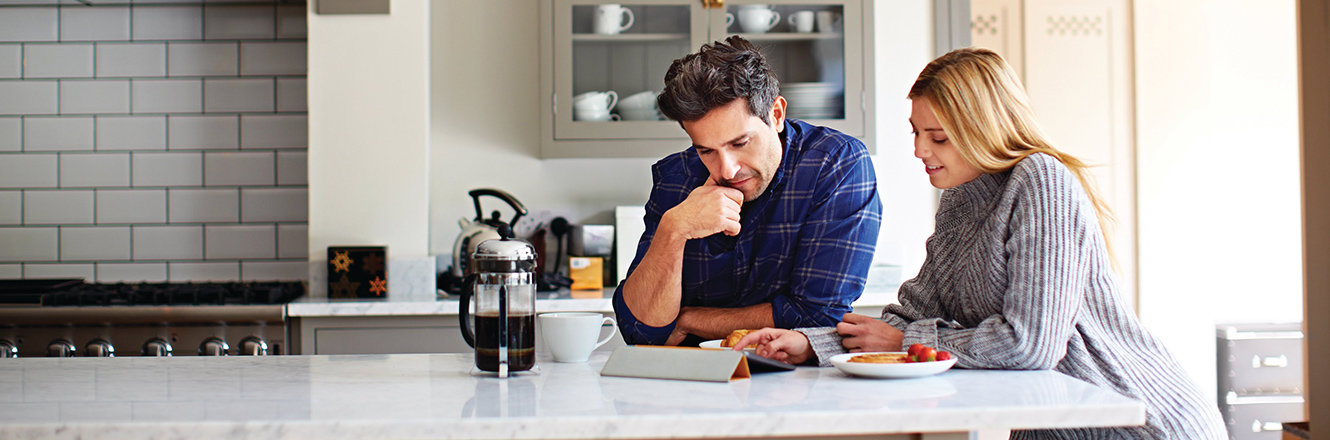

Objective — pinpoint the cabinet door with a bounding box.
[718,0,865,137]
[551,0,707,143]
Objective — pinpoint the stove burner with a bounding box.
[0,282,305,307]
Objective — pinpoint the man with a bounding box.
[613,36,882,347]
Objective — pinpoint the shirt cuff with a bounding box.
[795,327,845,367]
[612,285,677,345]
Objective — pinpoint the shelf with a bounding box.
[571,33,690,42]
[728,32,843,41]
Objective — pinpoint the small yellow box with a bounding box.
[569,256,604,290]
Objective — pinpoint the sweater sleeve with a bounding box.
[899,162,1098,370]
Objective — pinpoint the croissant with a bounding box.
[720,329,757,348]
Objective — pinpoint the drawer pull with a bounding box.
[1252,354,1288,368]
[1252,420,1283,432]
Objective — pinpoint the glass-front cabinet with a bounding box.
[540,0,872,158]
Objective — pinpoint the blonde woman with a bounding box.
[735,48,1226,438]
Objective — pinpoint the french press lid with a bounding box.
[471,224,537,273]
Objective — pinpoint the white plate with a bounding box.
[829,352,957,379]
[699,339,756,352]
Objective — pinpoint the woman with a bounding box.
[735,48,1226,438]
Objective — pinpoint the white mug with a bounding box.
[539,312,618,362]
[788,10,814,33]
[738,7,780,33]
[816,10,837,33]
[573,90,618,112]
[594,4,634,35]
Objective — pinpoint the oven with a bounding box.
[0,280,303,358]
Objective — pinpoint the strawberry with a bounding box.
[936,351,952,361]
[907,343,926,357]
[918,347,937,362]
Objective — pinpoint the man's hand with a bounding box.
[665,327,689,346]
[662,179,743,239]
[734,328,814,365]
[836,313,904,352]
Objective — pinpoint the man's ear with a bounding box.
[770,96,787,132]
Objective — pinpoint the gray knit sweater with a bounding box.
[799,154,1226,439]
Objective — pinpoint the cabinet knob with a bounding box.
[199,337,230,356]
[238,336,269,356]
[46,339,76,357]
[85,339,115,357]
[0,339,17,358]
[1252,354,1288,368]
[142,338,174,357]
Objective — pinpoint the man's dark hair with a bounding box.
[657,36,780,124]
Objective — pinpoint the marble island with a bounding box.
[0,352,1145,440]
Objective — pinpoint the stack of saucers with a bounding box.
[781,82,843,119]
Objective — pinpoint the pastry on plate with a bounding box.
[846,353,910,364]
[720,329,758,348]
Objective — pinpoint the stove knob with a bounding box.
[0,340,17,358]
[199,337,229,356]
[142,338,173,357]
[46,339,76,357]
[237,336,269,356]
[85,339,115,357]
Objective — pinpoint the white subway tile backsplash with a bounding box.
[0,118,19,151]
[132,79,202,114]
[131,152,202,186]
[0,45,20,79]
[97,262,167,282]
[0,227,58,262]
[23,263,94,279]
[96,189,166,224]
[97,116,167,150]
[168,42,238,76]
[60,153,131,187]
[96,43,167,78]
[24,116,94,151]
[275,78,306,112]
[276,5,307,39]
[132,6,203,41]
[203,5,275,40]
[205,224,274,259]
[23,44,94,79]
[239,42,305,76]
[241,260,305,281]
[0,81,59,116]
[0,7,59,42]
[61,226,131,261]
[168,115,238,150]
[24,190,94,225]
[0,191,20,225]
[60,5,131,42]
[240,114,306,149]
[205,151,274,186]
[132,225,202,260]
[60,80,131,114]
[240,188,305,222]
[276,223,306,259]
[168,261,238,282]
[168,188,237,223]
[0,264,19,279]
[0,154,58,188]
[276,151,306,185]
[203,78,273,113]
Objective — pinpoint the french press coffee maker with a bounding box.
[458,224,537,377]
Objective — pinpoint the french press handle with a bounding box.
[458,273,478,348]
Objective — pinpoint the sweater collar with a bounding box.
[953,168,1009,208]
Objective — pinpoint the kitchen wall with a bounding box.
[428,0,938,279]
[1135,0,1302,401]
[0,2,309,282]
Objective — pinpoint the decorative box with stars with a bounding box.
[327,246,388,299]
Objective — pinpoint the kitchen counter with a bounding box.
[286,287,901,317]
[0,352,1145,440]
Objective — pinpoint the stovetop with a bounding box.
[0,279,305,307]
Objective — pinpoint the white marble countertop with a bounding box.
[286,288,900,317]
[0,352,1144,440]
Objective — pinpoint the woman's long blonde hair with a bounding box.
[908,47,1116,260]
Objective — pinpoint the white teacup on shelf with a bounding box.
[738,7,780,33]
[573,90,618,113]
[594,4,635,35]
[788,10,815,33]
[816,10,838,33]
[617,91,656,110]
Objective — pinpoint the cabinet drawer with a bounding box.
[1220,395,1304,440]
[1216,324,1304,394]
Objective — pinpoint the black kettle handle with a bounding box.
[458,273,478,348]
[469,188,528,228]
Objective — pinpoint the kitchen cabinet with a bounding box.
[539,0,874,158]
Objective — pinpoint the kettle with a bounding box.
[452,188,528,279]
[459,224,538,377]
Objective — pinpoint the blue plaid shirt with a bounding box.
[613,119,882,345]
